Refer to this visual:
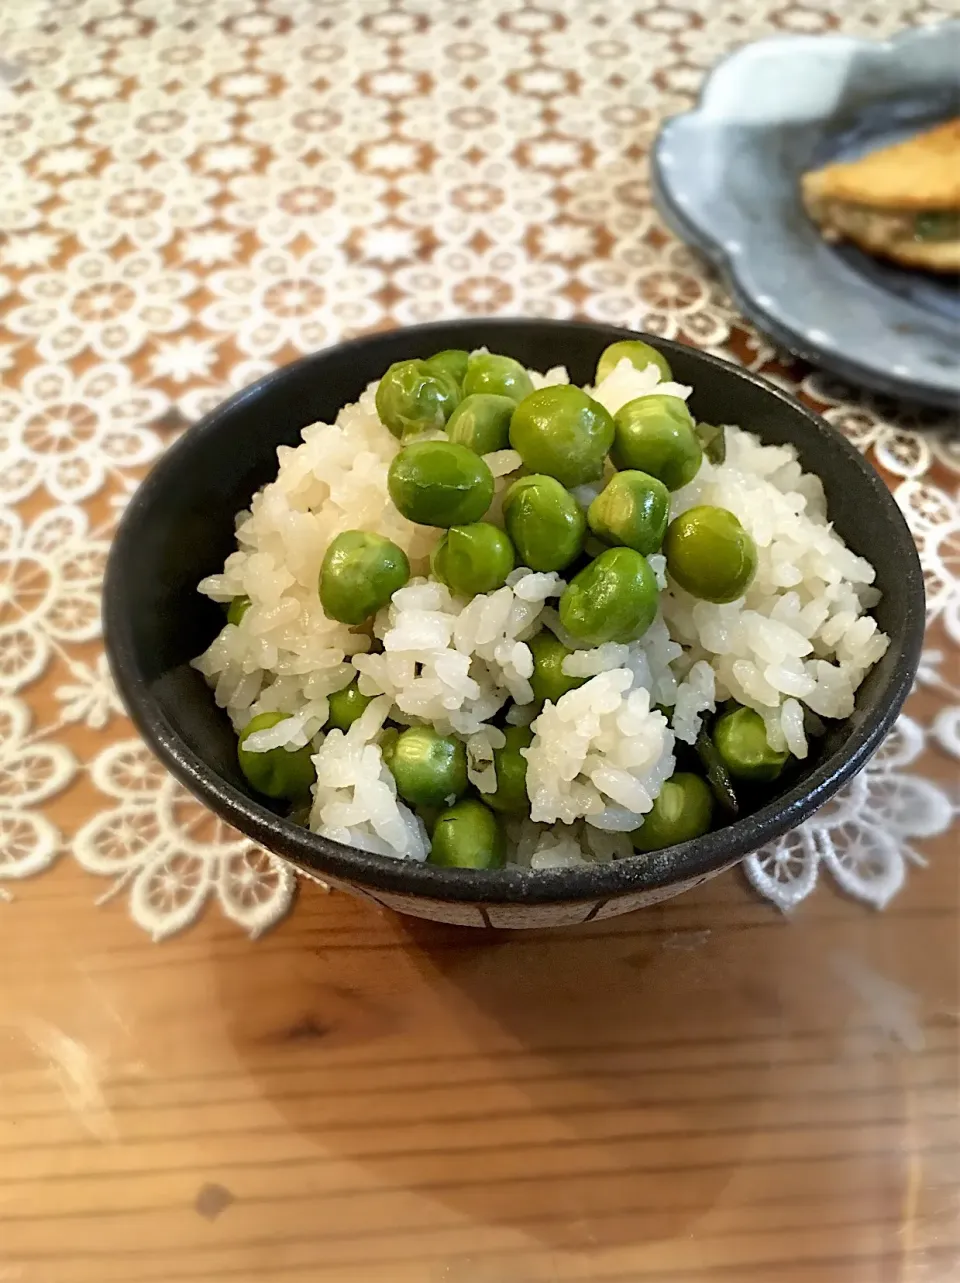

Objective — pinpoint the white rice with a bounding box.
[194,354,888,864]
[660,424,887,758]
[352,569,563,736]
[525,671,675,829]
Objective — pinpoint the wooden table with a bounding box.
[3,726,957,1283]
[1,1,958,1279]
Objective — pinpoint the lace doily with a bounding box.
[0,0,956,938]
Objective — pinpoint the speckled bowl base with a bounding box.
[304,865,732,928]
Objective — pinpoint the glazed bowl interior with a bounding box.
[104,320,924,909]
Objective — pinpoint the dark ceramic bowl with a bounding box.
[104,320,925,928]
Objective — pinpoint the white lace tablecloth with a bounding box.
[0,0,956,940]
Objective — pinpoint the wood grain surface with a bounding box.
[1,1,957,1278]
[1,708,957,1283]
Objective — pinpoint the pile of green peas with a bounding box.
[230,340,779,868]
[306,341,761,640]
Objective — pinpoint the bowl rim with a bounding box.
[104,318,926,907]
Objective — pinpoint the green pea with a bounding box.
[387,726,468,808]
[462,352,535,403]
[325,678,373,732]
[587,470,670,556]
[485,724,534,814]
[431,523,515,597]
[696,725,739,816]
[509,386,615,488]
[416,804,442,836]
[446,393,515,455]
[375,359,461,439]
[226,595,251,626]
[529,631,587,706]
[631,773,713,852]
[559,547,660,647]
[664,505,758,604]
[379,726,399,767]
[713,705,789,782]
[502,474,586,572]
[428,797,506,870]
[424,348,469,384]
[596,340,673,385]
[238,712,316,801]
[695,421,726,465]
[388,440,494,527]
[611,395,702,490]
[319,530,410,625]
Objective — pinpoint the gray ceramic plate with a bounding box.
[651,23,960,409]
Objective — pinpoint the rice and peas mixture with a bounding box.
[194,342,888,871]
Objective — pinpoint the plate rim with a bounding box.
[650,23,960,411]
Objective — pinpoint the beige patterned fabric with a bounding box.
[0,0,957,937]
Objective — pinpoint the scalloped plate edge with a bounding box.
[650,24,960,410]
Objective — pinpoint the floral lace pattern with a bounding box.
[743,715,957,911]
[75,740,297,940]
[0,0,956,937]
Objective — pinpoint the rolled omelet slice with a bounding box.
[801,118,960,273]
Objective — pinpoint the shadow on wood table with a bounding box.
[207,865,940,1278]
